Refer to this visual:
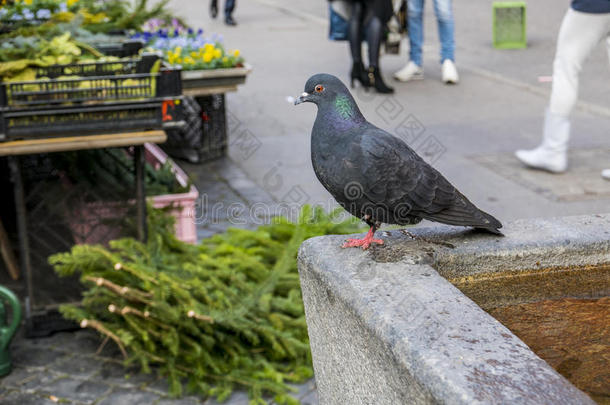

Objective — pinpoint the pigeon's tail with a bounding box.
[423,196,503,235]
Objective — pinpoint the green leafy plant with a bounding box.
[0,32,104,80]
[50,206,363,403]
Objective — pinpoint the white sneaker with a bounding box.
[394,61,423,82]
[441,59,459,84]
[602,169,610,180]
[515,109,570,173]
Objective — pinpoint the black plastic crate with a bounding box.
[0,55,181,107]
[160,95,226,163]
[1,102,161,137]
[32,53,160,80]
[96,40,145,58]
[161,96,203,163]
[197,94,227,162]
[0,55,183,140]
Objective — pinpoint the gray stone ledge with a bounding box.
[297,214,607,405]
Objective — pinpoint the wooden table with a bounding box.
[1,130,166,321]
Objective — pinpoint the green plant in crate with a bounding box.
[50,206,364,404]
[0,32,104,80]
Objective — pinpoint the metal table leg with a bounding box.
[135,145,147,242]
[8,156,33,325]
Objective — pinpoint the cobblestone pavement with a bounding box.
[0,158,318,405]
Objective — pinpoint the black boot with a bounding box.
[350,62,370,89]
[368,66,394,94]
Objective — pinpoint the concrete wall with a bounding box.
[297,214,610,404]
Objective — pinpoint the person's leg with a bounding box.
[432,0,454,63]
[366,16,382,69]
[210,0,218,18]
[433,0,458,83]
[365,14,394,93]
[408,0,425,66]
[550,9,609,117]
[349,2,364,65]
[517,9,610,173]
[348,1,369,88]
[394,0,425,81]
[225,0,236,25]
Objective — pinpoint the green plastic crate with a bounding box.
[493,2,527,49]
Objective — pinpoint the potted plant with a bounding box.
[134,22,252,94]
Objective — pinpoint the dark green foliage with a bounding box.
[50,206,363,403]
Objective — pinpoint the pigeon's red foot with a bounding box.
[342,227,384,250]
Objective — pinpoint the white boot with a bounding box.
[515,109,570,173]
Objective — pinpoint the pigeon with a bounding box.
[295,73,502,249]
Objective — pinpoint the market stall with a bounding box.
[0,0,248,336]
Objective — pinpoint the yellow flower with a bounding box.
[167,50,181,65]
[67,0,79,6]
[204,43,214,52]
[202,52,213,63]
[213,49,221,59]
[174,46,182,56]
[87,12,108,24]
[190,51,198,58]
[233,49,240,57]
[24,0,32,4]
[222,56,228,63]
[184,56,195,65]
[53,11,75,22]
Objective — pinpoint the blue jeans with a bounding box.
[408,0,455,66]
[225,0,235,17]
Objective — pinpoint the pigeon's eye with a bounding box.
[314,85,324,93]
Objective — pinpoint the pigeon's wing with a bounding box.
[358,128,502,232]
[357,128,455,212]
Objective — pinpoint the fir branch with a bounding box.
[80,319,128,359]
[186,310,214,324]
[52,205,364,403]
[86,276,152,302]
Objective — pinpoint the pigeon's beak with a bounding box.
[294,92,310,105]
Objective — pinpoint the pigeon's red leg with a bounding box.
[342,226,384,250]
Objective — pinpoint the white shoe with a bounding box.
[441,59,459,84]
[515,109,570,173]
[394,61,423,82]
[602,169,610,180]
